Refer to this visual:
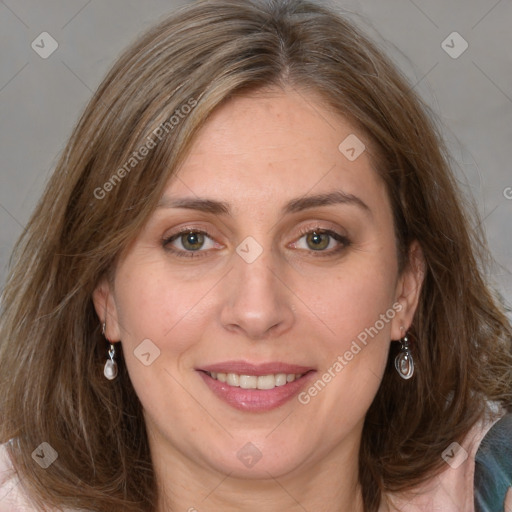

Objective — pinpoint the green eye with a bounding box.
[305,231,330,251]
[293,228,350,255]
[180,232,205,251]
[163,229,219,258]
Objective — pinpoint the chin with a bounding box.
[199,435,312,480]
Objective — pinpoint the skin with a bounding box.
[93,87,424,512]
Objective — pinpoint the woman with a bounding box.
[0,1,511,511]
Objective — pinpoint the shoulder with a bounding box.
[0,441,36,511]
[0,443,88,512]
[474,411,512,512]
[383,404,511,512]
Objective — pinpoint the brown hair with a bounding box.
[1,1,511,510]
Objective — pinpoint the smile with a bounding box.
[197,362,316,412]
[205,371,307,390]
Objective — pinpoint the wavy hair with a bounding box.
[1,1,511,510]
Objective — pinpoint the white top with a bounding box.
[382,408,505,511]
[0,444,39,511]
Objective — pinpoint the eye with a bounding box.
[163,230,218,256]
[304,231,331,251]
[292,229,349,254]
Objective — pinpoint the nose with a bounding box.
[219,248,295,340]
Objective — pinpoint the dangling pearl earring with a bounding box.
[102,322,118,380]
[395,334,414,379]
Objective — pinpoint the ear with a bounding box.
[92,277,122,342]
[390,240,425,340]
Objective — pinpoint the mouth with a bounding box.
[197,361,316,412]
[203,370,308,390]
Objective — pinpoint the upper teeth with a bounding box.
[207,372,304,390]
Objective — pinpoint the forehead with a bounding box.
[168,87,387,213]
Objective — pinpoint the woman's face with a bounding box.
[94,88,422,481]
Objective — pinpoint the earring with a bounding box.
[102,322,118,380]
[395,334,414,379]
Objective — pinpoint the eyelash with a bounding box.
[162,225,351,259]
[162,228,214,259]
[294,226,351,257]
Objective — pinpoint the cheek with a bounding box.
[295,265,395,436]
[111,258,218,415]
[113,257,217,355]
[291,247,398,419]
[295,255,398,350]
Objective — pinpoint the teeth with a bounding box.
[226,373,239,386]
[256,374,275,390]
[208,371,305,389]
[275,373,287,386]
[239,375,258,389]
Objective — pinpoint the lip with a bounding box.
[196,361,316,412]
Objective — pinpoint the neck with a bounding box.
[151,435,365,512]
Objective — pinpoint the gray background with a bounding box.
[1,0,511,310]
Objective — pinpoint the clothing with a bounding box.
[474,412,512,511]
[0,446,36,512]
[1,410,511,511]
[383,408,512,512]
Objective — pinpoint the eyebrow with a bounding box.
[157,191,371,216]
